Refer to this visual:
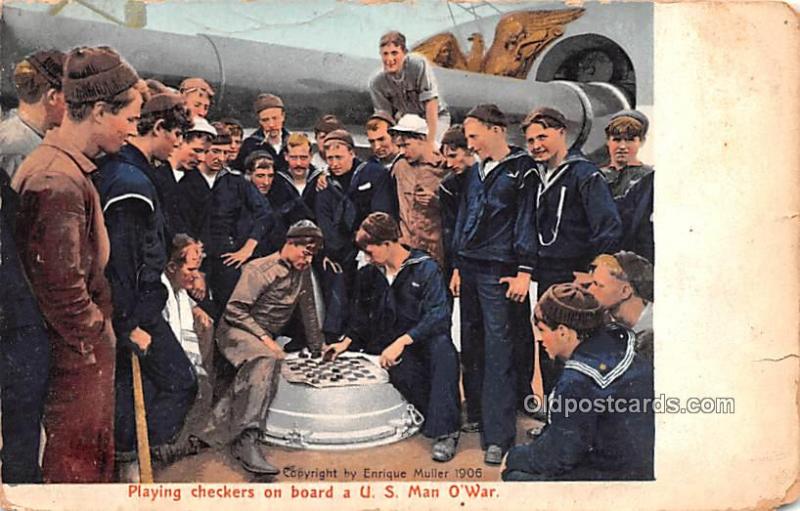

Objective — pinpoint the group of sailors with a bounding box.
[0,30,654,485]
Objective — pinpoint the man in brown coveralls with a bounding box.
[199,220,324,475]
[12,46,143,483]
[390,114,447,265]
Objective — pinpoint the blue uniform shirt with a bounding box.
[505,324,654,480]
[346,248,451,353]
[534,151,623,263]
[452,147,538,273]
[95,144,169,344]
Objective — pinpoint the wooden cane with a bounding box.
[131,353,154,483]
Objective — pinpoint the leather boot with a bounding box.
[231,429,279,475]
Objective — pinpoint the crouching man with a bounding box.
[199,220,324,475]
[162,235,216,440]
[502,282,654,481]
[323,213,461,462]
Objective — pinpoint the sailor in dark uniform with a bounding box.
[314,129,397,344]
[523,107,623,399]
[178,125,271,320]
[95,92,198,470]
[323,213,461,462]
[502,282,654,481]
[267,132,323,235]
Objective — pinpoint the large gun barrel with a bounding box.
[0,6,628,154]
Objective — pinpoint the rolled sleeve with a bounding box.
[416,56,439,103]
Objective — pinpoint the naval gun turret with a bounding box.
[0,3,651,158]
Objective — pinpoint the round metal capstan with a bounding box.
[263,351,423,450]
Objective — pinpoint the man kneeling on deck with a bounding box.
[199,220,324,475]
[502,282,654,481]
[323,212,461,462]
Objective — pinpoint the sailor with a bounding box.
[219,117,244,169]
[436,123,479,432]
[12,46,141,483]
[199,220,324,475]
[502,282,654,481]
[438,124,474,282]
[0,172,52,484]
[365,111,402,218]
[600,111,655,262]
[314,129,397,344]
[369,31,450,145]
[154,116,216,242]
[450,104,538,465]
[324,212,461,462]
[311,114,345,173]
[365,110,402,171]
[95,91,198,473]
[268,132,323,230]
[523,106,623,397]
[179,77,214,119]
[0,49,65,483]
[178,124,271,320]
[243,150,285,259]
[615,169,654,264]
[600,110,654,199]
[162,234,216,447]
[234,93,290,175]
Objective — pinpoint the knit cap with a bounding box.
[27,49,66,89]
[535,283,605,331]
[63,46,140,103]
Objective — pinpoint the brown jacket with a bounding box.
[12,128,114,364]
[394,156,447,265]
[218,252,323,365]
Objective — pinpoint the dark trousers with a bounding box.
[386,333,461,438]
[115,319,197,452]
[456,292,483,424]
[459,259,517,451]
[207,256,243,322]
[316,257,356,342]
[43,337,115,483]
[0,324,49,483]
[511,298,534,411]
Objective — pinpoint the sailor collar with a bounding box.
[535,151,590,195]
[376,249,431,283]
[477,148,527,181]
[563,328,637,389]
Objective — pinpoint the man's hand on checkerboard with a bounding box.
[322,337,352,362]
